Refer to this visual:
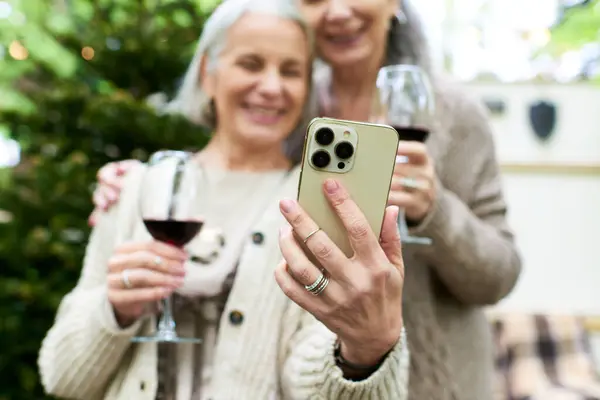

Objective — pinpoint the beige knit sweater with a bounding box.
[38,165,410,400]
[398,79,522,400]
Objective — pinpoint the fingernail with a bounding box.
[280,199,296,213]
[324,179,338,194]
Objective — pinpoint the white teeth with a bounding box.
[248,107,278,117]
[329,34,359,44]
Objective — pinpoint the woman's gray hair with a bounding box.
[386,0,432,73]
[165,0,314,129]
[160,0,431,164]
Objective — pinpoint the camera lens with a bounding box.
[334,141,354,159]
[315,127,334,146]
[311,150,331,169]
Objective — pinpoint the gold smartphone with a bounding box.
[296,117,399,258]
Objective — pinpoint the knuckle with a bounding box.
[134,270,149,287]
[372,266,392,283]
[295,266,312,284]
[142,251,156,265]
[313,242,333,260]
[330,191,349,208]
[348,220,370,240]
[352,280,373,299]
[290,212,304,226]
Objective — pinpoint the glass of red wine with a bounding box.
[375,64,434,245]
[132,150,204,343]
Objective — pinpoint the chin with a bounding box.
[323,48,372,70]
[238,127,288,149]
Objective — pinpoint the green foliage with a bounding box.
[546,0,600,56]
[0,1,217,398]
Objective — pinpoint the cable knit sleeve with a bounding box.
[411,87,522,305]
[38,165,146,399]
[279,303,409,400]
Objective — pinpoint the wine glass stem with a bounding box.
[397,207,411,237]
[157,295,177,335]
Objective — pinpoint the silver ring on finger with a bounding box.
[399,177,422,190]
[121,269,133,289]
[304,272,330,296]
[154,255,163,266]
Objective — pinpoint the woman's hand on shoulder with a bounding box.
[88,160,141,226]
[275,180,405,367]
[107,241,187,327]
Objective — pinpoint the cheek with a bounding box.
[288,82,308,113]
[217,82,246,107]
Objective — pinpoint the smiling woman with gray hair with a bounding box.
[90,0,522,398]
[37,0,410,399]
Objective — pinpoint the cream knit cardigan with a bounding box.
[38,165,409,400]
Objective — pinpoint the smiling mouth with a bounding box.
[243,104,285,124]
[325,27,366,46]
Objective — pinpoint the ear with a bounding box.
[199,54,215,98]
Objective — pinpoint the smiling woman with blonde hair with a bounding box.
[38,0,410,399]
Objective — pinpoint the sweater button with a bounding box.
[140,381,146,391]
[229,310,244,325]
[251,232,264,245]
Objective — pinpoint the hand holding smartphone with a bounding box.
[296,117,399,259]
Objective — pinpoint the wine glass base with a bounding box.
[402,235,432,245]
[131,333,201,344]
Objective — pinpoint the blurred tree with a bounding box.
[551,0,600,51]
[544,0,600,80]
[0,0,218,398]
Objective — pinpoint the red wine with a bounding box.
[393,126,430,143]
[143,219,203,247]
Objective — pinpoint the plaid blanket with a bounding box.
[490,313,600,400]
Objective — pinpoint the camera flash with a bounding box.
[343,130,351,138]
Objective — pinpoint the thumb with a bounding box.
[379,206,404,268]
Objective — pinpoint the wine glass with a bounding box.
[132,150,204,343]
[375,65,434,245]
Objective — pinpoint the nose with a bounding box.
[258,69,284,96]
[325,0,352,22]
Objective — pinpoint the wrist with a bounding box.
[337,336,397,367]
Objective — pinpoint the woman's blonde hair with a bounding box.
[164,0,314,132]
